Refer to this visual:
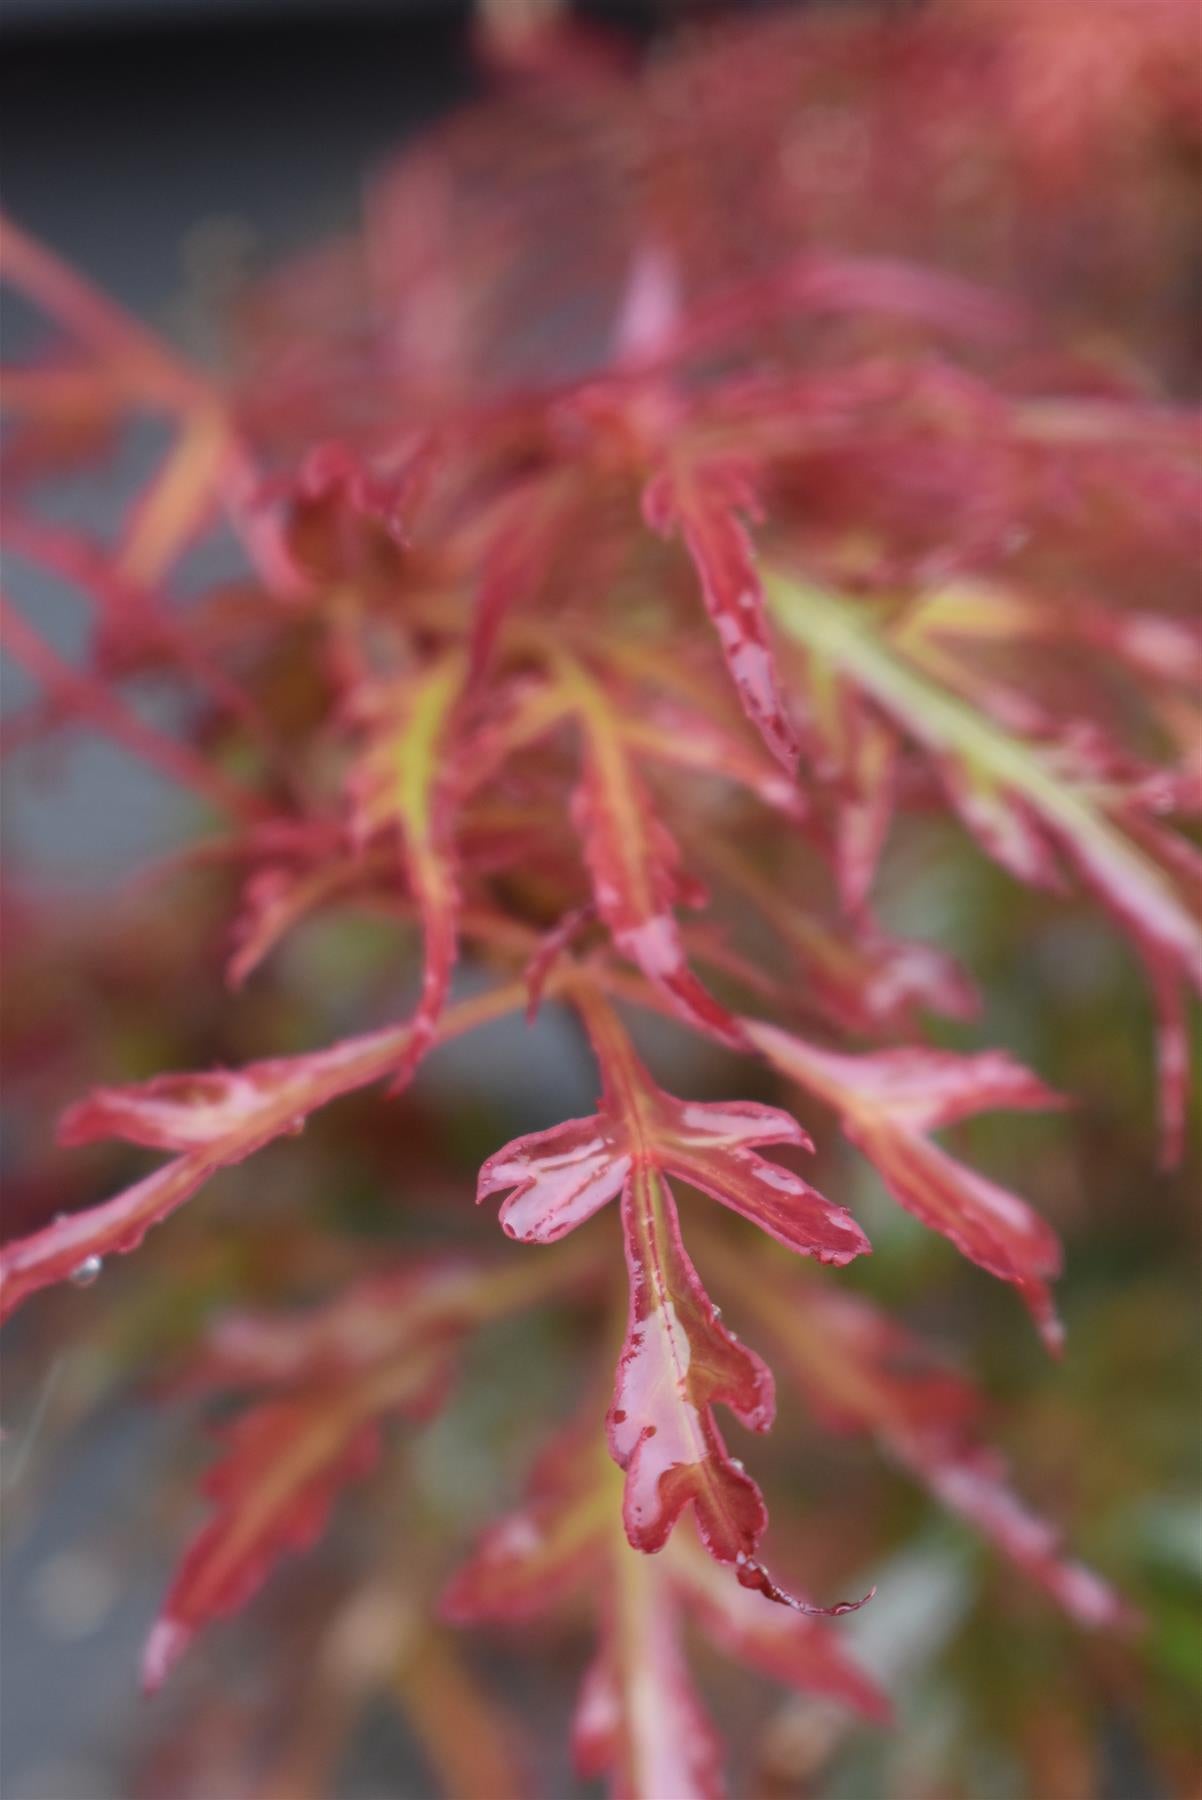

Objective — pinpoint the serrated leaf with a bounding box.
[612,1163,777,1562]
[477,994,867,1263]
[480,986,868,1570]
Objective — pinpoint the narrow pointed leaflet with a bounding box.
[559,655,749,1048]
[479,982,869,1580]
[349,648,465,1086]
[747,1022,1066,1350]
[645,459,800,773]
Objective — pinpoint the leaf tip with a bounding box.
[141,1616,189,1695]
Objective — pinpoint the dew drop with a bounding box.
[69,1255,103,1289]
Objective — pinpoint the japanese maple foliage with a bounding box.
[2,0,1199,1794]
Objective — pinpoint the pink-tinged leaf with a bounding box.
[1,981,534,1322]
[667,1531,891,1723]
[925,1456,1138,1632]
[704,839,978,1038]
[836,709,900,917]
[481,988,867,1570]
[180,1250,585,1398]
[743,1271,1134,1630]
[59,1066,304,1154]
[747,1022,1066,1351]
[142,1399,384,1693]
[568,745,744,1051]
[479,991,867,1263]
[226,859,370,989]
[479,1113,631,1244]
[618,703,807,823]
[466,473,580,687]
[611,1165,775,1562]
[645,461,799,774]
[349,651,465,1087]
[441,1423,607,1624]
[523,902,596,1022]
[657,1094,866,1263]
[573,1559,726,1800]
[0,596,264,826]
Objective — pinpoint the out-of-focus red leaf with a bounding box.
[666,1529,892,1723]
[349,650,465,1085]
[0,981,534,1321]
[0,596,264,825]
[279,436,435,586]
[441,1419,608,1624]
[181,1250,596,1397]
[734,1262,1136,1631]
[142,1360,435,1692]
[616,702,806,822]
[145,1249,602,1691]
[574,1563,725,1800]
[703,838,978,1038]
[561,659,749,1047]
[747,1021,1066,1350]
[226,858,371,989]
[645,460,800,775]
